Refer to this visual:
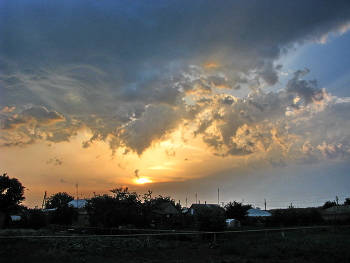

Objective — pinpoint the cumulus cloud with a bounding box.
[286,69,324,105]
[1,0,350,167]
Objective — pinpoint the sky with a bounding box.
[1,0,350,209]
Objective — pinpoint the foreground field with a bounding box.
[1,227,349,263]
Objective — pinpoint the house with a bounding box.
[152,202,182,229]
[246,208,272,226]
[247,208,272,217]
[321,205,350,221]
[187,204,223,216]
[68,199,87,209]
[185,203,223,228]
[41,199,89,227]
[68,199,89,227]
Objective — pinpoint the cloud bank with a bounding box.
[1,0,350,167]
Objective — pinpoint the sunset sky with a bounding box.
[1,1,350,209]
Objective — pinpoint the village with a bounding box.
[2,175,350,263]
[2,184,350,231]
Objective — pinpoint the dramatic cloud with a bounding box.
[1,0,350,168]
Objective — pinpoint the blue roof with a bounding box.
[247,208,271,217]
[68,199,87,209]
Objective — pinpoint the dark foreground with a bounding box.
[1,227,349,263]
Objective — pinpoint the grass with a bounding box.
[219,227,350,262]
[1,227,349,263]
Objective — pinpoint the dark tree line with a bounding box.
[2,173,349,230]
[85,187,179,229]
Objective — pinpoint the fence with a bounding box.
[0,225,339,243]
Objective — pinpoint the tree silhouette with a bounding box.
[224,201,252,222]
[322,200,337,210]
[45,192,74,209]
[0,173,25,213]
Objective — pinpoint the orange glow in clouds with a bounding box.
[135,178,152,184]
[204,61,219,68]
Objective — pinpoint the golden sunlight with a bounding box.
[135,178,152,184]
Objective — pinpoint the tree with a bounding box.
[224,201,252,222]
[344,198,350,206]
[85,194,118,228]
[19,208,47,229]
[322,200,337,210]
[50,205,78,225]
[44,192,77,225]
[268,207,323,227]
[45,192,74,209]
[0,173,25,213]
[196,209,226,231]
[86,187,143,228]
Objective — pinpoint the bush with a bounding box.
[19,208,47,229]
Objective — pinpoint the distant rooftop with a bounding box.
[247,208,271,217]
[68,199,87,209]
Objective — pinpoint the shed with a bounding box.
[226,218,240,227]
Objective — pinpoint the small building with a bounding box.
[185,204,223,228]
[152,202,182,229]
[226,218,240,227]
[321,205,350,221]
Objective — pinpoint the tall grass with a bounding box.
[219,227,350,262]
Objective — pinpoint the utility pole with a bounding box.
[195,194,197,204]
[76,182,79,208]
[218,188,220,205]
[41,191,47,209]
[264,199,267,211]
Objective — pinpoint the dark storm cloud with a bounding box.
[1,106,64,130]
[1,0,350,160]
[286,69,324,105]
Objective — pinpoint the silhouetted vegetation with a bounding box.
[45,192,74,209]
[85,187,181,229]
[0,173,25,213]
[224,201,252,222]
[266,207,323,227]
[1,227,350,263]
[196,209,227,231]
[19,208,47,229]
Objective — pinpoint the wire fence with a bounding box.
[0,225,341,242]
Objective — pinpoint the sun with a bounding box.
[135,178,152,184]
